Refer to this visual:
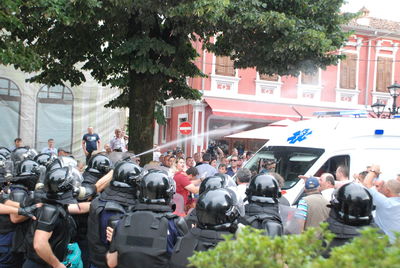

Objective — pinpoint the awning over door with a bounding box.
[204,97,343,121]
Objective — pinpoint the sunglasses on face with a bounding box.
[231,159,238,162]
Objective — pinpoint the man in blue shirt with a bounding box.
[196,153,217,179]
[41,138,58,155]
[82,127,101,164]
[363,165,400,243]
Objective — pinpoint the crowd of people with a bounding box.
[0,129,399,268]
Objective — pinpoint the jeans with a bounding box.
[22,259,49,268]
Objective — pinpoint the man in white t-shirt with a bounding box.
[319,173,335,201]
[235,168,251,210]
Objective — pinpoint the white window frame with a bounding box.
[255,73,282,99]
[372,40,398,105]
[335,38,361,105]
[297,69,322,101]
[211,54,241,95]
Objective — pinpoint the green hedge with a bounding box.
[189,225,400,268]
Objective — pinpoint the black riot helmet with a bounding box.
[139,170,175,205]
[86,154,113,175]
[44,167,74,196]
[331,183,373,226]
[111,161,144,188]
[246,174,281,204]
[11,147,29,164]
[34,153,54,167]
[199,175,227,195]
[16,159,40,177]
[0,147,11,159]
[196,188,239,231]
[47,158,63,172]
[12,159,40,190]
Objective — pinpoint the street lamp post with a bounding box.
[371,101,386,118]
[388,82,400,117]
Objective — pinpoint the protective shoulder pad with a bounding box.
[38,204,60,225]
[264,220,283,237]
[9,190,28,204]
[104,201,126,214]
[174,217,189,236]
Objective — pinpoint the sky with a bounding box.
[341,0,400,21]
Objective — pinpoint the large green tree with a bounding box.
[0,0,352,163]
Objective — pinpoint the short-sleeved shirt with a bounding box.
[27,205,70,264]
[368,187,400,243]
[196,163,217,179]
[41,147,58,155]
[174,171,191,205]
[83,133,100,153]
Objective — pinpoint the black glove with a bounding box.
[33,189,46,203]
[18,204,38,219]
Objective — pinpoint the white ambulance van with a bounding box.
[243,115,400,205]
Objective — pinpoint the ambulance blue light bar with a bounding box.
[375,129,384,135]
[313,110,368,118]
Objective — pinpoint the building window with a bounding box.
[215,56,235,76]
[36,85,73,152]
[340,53,357,89]
[0,78,21,148]
[297,70,322,101]
[301,72,319,85]
[255,73,281,98]
[376,56,392,92]
[259,74,279,81]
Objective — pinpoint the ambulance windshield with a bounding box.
[243,146,324,190]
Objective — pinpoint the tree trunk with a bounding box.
[127,76,159,165]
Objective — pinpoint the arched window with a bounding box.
[36,85,73,152]
[0,78,21,148]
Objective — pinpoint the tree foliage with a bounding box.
[0,0,353,162]
[189,226,400,268]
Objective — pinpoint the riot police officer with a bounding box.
[106,170,187,268]
[0,159,40,268]
[239,174,284,236]
[323,183,376,257]
[185,175,229,228]
[82,154,112,185]
[33,153,54,168]
[72,154,112,268]
[23,167,77,268]
[169,188,239,268]
[87,161,142,268]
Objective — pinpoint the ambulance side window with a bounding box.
[315,155,350,178]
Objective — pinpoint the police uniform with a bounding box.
[87,185,137,268]
[170,188,239,268]
[108,203,186,268]
[23,166,77,268]
[88,160,142,268]
[72,170,104,268]
[239,174,284,236]
[240,202,283,236]
[24,203,74,268]
[0,170,37,268]
[322,183,376,257]
[169,227,230,268]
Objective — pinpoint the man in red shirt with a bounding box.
[174,158,200,207]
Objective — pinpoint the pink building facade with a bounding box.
[154,10,400,157]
